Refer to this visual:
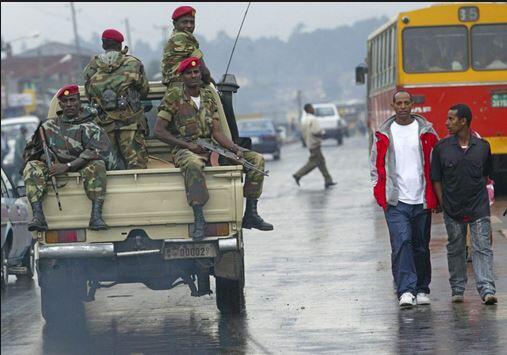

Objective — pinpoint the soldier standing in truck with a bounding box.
[83,28,150,169]
[154,57,273,240]
[161,5,213,88]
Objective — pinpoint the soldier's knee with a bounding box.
[23,160,46,177]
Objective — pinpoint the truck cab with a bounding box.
[36,78,247,322]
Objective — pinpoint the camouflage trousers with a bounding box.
[23,160,107,204]
[293,146,333,184]
[174,149,265,206]
[109,129,148,169]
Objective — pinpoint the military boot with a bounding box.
[192,204,206,240]
[89,200,109,230]
[28,201,48,231]
[242,198,274,231]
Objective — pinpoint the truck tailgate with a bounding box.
[40,165,244,242]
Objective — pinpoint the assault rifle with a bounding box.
[196,138,269,177]
[38,127,63,211]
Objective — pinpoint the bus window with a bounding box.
[472,24,507,70]
[403,26,468,73]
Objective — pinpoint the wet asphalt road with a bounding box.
[2,135,507,354]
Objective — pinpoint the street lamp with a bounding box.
[1,31,40,58]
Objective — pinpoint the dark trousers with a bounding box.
[384,202,432,298]
[293,146,333,184]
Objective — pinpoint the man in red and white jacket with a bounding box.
[370,90,439,308]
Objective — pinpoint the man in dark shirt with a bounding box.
[431,104,497,305]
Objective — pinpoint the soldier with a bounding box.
[23,85,114,231]
[154,57,273,240]
[84,28,150,169]
[161,5,213,87]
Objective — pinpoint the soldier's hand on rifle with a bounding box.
[187,143,207,155]
[49,163,69,176]
[235,149,244,159]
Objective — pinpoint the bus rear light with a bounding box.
[46,229,86,244]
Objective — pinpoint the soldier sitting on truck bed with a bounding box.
[22,85,115,231]
[154,57,274,240]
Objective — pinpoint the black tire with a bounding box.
[216,255,245,314]
[273,150,281,161]
[40,280,86,323]
[17,243,35,280]
[1,247,9,292]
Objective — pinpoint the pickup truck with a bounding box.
[36,77,249,322]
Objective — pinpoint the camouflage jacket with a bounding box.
[23,109,118,171]
[161,29,204,85]
[158,86,219,149]
[83,50,149,127]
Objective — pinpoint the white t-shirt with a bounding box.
[391,120,424,204]
[191,95,201,110]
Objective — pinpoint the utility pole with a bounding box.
[70,3,81,55]
[70,2,81,83]
[154,25,170,47]
[125,18,133,53]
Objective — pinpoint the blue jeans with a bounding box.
[443,213,496,298]
[385,202,432,298]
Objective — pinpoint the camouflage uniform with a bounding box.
[158,86,265,205]
[84,50,150,169]
[161,29,203,86]
[22,111,114,204]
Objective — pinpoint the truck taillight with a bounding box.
[188,223,230,237]
[46,229,86,243]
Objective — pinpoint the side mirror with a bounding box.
[355,64,368,85]
[17,182,26,197]
[143,101,153,113]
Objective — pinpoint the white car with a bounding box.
[1,116,40,186]
[1,168,35,291]
[300,103,345,146]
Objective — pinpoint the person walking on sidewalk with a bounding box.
[293,103,337,189]
[370,90,439,308]
[431,104,497,305]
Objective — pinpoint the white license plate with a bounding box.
[163,243,216,260]
[251,137,260,144]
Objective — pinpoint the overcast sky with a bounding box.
[2,2,433,53]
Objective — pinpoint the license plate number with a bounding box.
[251,137,260,144]
[163,243,216,259]
[491,93,507,108]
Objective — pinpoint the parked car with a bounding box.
[1,116,40,187]
[1,168,35,291]
[300,103,346,146]
[237,118,281,160]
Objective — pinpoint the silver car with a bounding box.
[1,168,35,291]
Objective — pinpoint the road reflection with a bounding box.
[40,307,252,354]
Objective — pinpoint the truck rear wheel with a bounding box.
[40,280,86,323]
[215,254,245,314]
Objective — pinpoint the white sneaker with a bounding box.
[416,293,431,305]
[399,292,416,308]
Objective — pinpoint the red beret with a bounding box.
[102,29,124,43]
[177,57,201,74]
[57,84,79,99]
[172,6,196,21]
